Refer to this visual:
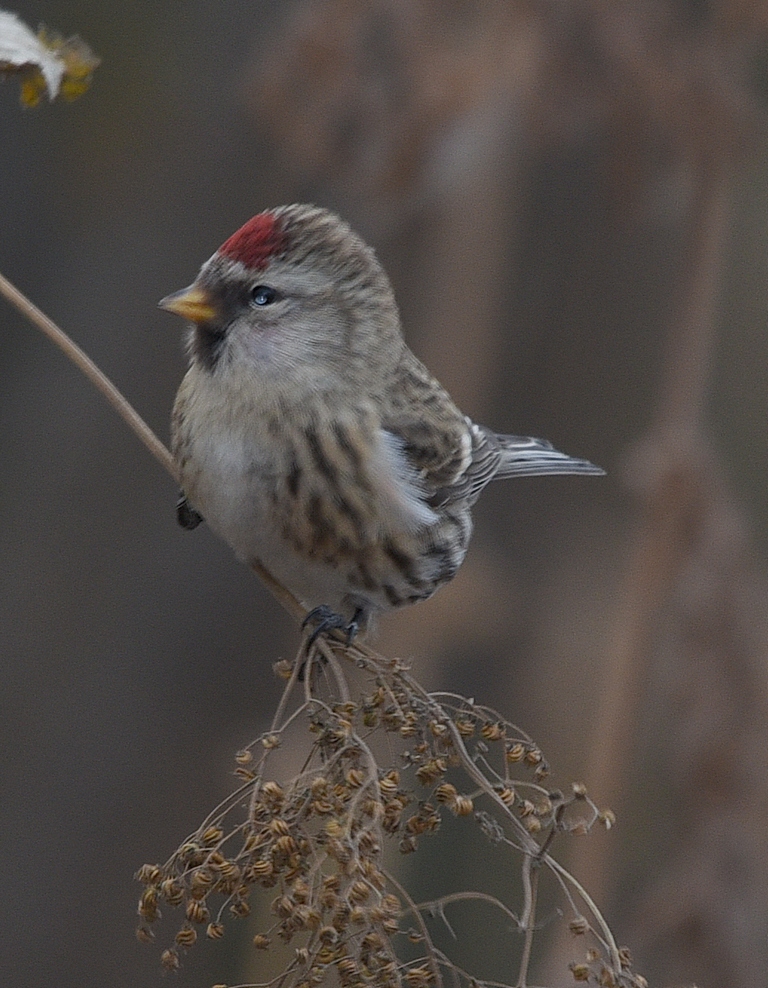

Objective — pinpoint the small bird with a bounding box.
[160,205,603,638]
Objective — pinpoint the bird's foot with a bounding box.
[302,605,362,649]
[177,492,204,530]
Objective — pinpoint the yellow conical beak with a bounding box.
[158,284,219,324]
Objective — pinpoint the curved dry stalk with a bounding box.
[543,853,622,969]
[408,890,522,932]
[384,868,444,988]
[0,270,179,481]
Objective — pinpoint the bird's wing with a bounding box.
[382,355,603,514]
[380,357,502,509]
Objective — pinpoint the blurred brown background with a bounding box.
[2,1,768,986]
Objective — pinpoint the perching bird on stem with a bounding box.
[161,205,603,639]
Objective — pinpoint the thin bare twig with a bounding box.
[0,270,178,482]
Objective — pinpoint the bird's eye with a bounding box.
[250,285,278,307]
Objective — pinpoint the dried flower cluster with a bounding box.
[136,636,646,988]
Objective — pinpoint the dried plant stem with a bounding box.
[517,854,538,988]
[0,270,178,482]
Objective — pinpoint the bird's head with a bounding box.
[160,205,403,393]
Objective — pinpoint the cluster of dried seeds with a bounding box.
[569,946,649,988]
[135,647,637,988]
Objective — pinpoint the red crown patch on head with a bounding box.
[218,212,288,270]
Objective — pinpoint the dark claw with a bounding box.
[302,605,362,648]
[177,492,204,530]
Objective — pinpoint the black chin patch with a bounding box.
[192,323,228,371]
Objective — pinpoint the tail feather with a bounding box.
[494,434,605,479]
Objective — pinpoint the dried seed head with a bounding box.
[136,925,154,944]
[185,899,210,924]
[599,966,617,987]
[569,915,590,935]
[160,878,184,905]
[415,758,446,785]
[505,742,525,763]
[349,905,368,925]
[348,880,371,903]
[201,825,224,846]
[262,781,286,804]
[160,948,180,971]
[452,795,474,816]
[272,894,295,918]
[481,722,504,741]
[337,958,359,980]
[320,890,339,911]
[306,907,322,930]
[318,918,342,943]
[190,868,214,891]
[599,809,616,830]
[378,772,400,797]
[363,797,384,819]
[262,734,281,750]
[524,747,543,766]
[570,963,590,981]
[571,782,588,799]
[292,878,310,902]
[454,717,475,737]
[535,796,554,817]
[274,658,293,678]
[138,887,160,923]
[178,842,205,866]
[207,922,225,939]
[175,924,197,947]
[400,713,419,737]
[135,863,163,885]
[405,963,435,987]
[497,786,516,805]
[618,946,633,969]
[273,834,299,856]
[253,933,271,949]
[434,783,458,804]
[345,768,366,788]
[311,776,329,796]
[381,893,401,915]
[327,838,352,864]
[357,829,380,853]
[269,817,291,837]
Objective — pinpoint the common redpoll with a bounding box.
[161,205,602,637]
